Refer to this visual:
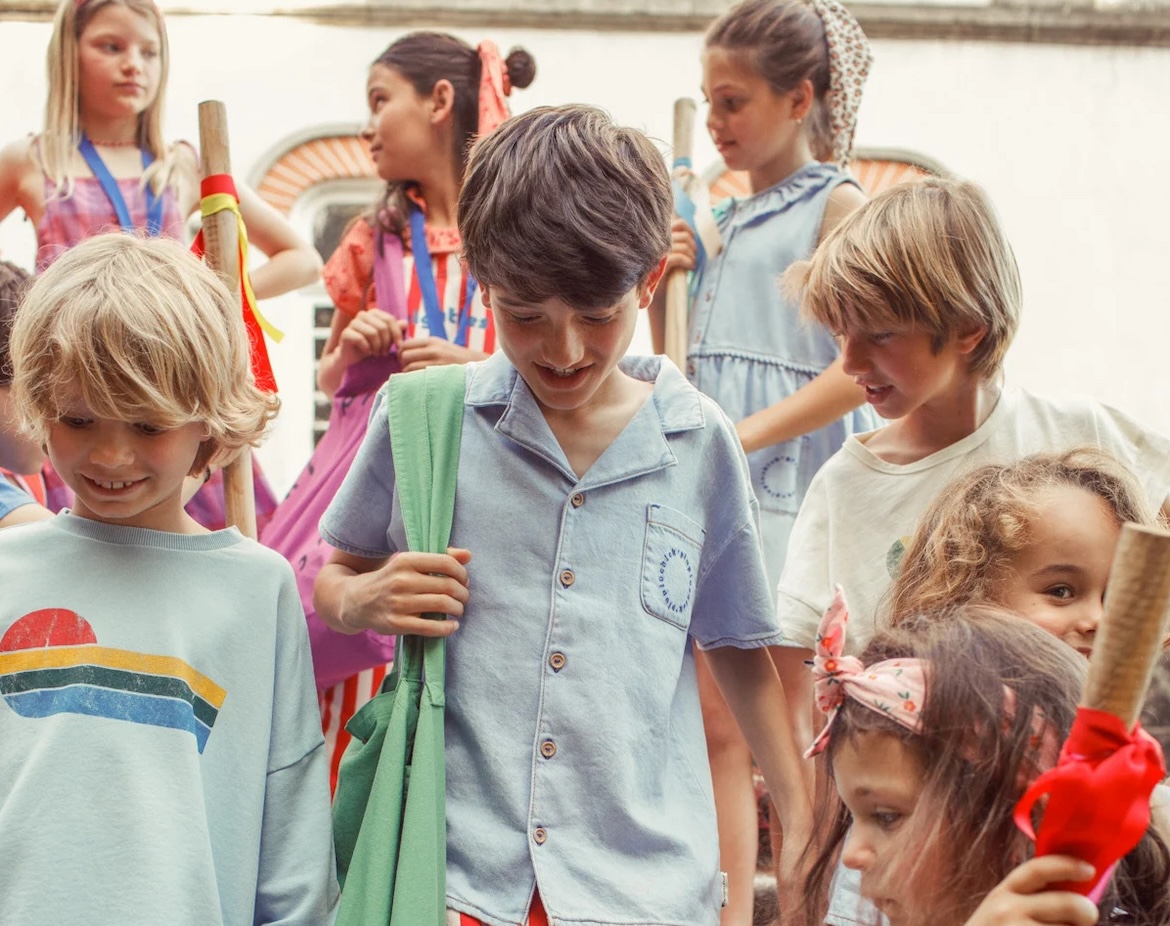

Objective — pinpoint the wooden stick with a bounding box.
[198,100,257,540]
[1083,523,1170,727]
[664,98,696,370]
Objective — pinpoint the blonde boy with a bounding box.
[0,234,338,925]
[773,178,1170,751]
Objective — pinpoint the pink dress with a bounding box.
[36,169,278,531]
[261,214,493,792]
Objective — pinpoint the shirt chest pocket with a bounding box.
[641,504,706,630]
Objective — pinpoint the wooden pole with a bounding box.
[1082,522,1170,725]
[664,98,696,370]
[198,100,257,540]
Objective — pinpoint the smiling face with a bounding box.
[995,484,1120,657]
[76,2,162,129]
[484,280,652,418]
[361,63,437,183]
[835,324,983,425]
[701,45,808,191]
[46,402,207,534]
[835,731,945,926]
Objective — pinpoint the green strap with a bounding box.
[387,364,466,690]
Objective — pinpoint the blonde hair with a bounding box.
[887,448,1158,625]
[10,234,278,473]
[41,0,176,201]
[795,177,1021,377]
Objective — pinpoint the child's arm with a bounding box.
[704,645,814,925]
[963,856,1098,926]
[316,306,405,398]
[314,547,471,638]
[736,358,865,454]
[237,184,323,298]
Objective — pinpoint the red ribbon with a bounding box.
[1013,707,1165,897]
[191,173,278,393]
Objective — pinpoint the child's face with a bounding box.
[836,324,982,423]
[77,3,163,125]
[835,731,941,926]
[996,484,1119,657]
[483,279,651,418]
[701,46,805,185]
[46,402,206,534]
[362,64,437,183]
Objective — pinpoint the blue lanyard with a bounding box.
[78,134,163,236]
[409,204,477,347]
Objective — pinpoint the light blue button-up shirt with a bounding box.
[321,352,782,926]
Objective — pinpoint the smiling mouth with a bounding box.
[86,476,145,491]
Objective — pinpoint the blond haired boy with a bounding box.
[0,235,338,924]
[774,178,1170,750]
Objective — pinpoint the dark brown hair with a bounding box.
[371,31,535,236]
[803,607,1170,926]
[705,0,833,161]
[0,260,31,387]
[458,104,672,309]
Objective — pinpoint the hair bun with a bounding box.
[505,47,536,90]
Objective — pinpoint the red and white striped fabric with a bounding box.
[402,236,495,355]
[318,663,389,794]
[446,894,548,926]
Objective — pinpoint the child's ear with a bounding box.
[189,438,218,477]
[954,324,989,356]
[479,285,493,310]
[639,257,669,308]
[429,79,456,124]
[790,78,815,123]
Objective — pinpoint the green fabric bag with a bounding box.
[331,363,465,926]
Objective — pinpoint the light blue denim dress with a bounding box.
[686,162,877,585]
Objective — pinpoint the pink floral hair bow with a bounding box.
[805,586,928,757]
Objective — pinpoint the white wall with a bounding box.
[1,16,1167,494]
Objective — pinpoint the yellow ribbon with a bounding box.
[199,191,284,343]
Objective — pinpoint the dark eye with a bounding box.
[870,332,894,343]
[872,811,903,830]
[59,416,90,428]
[1044,584,1075,601]
[135,423,166,436]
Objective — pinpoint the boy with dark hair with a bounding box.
[316,104,812,926]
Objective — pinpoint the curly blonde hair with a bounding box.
[10,234,278,474]
[887,448,1158,625]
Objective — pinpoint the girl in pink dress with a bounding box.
[0,0,323,529]
[258,31,536,790]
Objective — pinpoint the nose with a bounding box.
[122,46,144,74]
[840,826,875,872]
[360,113,376,142]
[545,321,585,368]
[1071,599,1103,640]
[87,427,135,469]
[838,334,869,377]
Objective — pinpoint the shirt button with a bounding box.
[570,492,585,508]
[704,291,713,302]
[533,827,548,845]
[549,652,566,671]
[560,569,575,588]
[686,360,696,377]
[540,740,557,759]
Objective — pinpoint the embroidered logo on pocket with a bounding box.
[641,505,705,630]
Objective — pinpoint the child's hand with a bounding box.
[664,217,697,275]
[965,856,1098,926]
[337,310,405,369]
[399,337,485,373]
[340,547,471,637]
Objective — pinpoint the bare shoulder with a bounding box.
[818,181,867,244]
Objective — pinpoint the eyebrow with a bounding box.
[1032,564,1085,578]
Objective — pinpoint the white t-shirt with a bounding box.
[777,386,1170,654]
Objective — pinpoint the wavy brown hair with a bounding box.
[886,448,1159,626]
[802,607,1170,926]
